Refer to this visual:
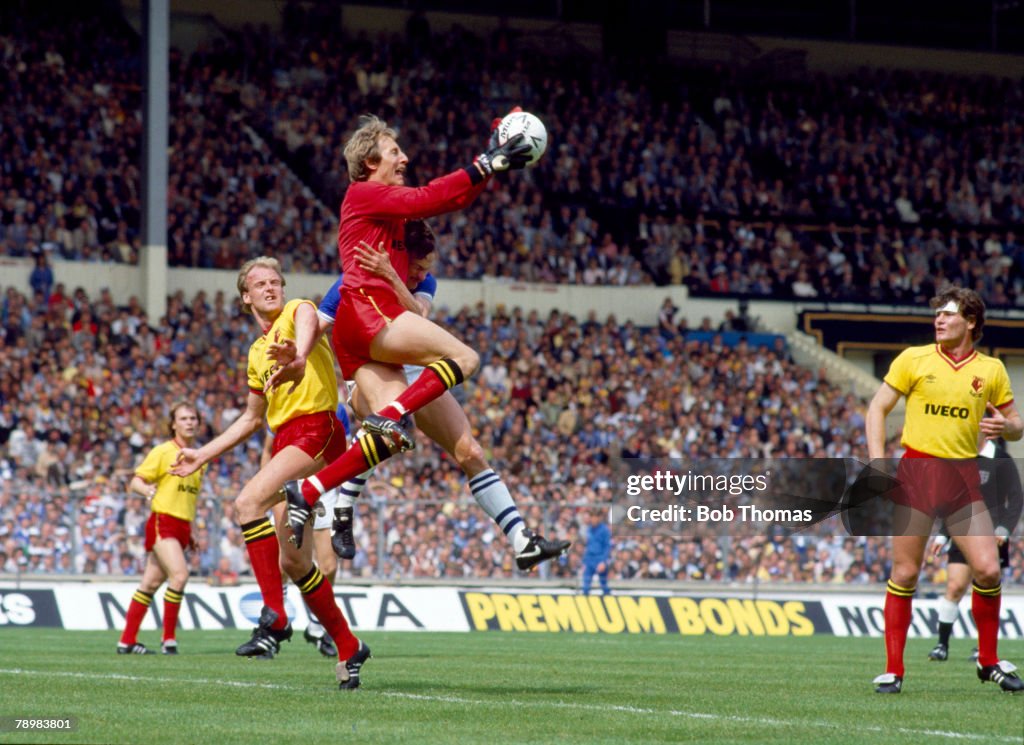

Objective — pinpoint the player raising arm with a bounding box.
[171,257,371,690]
[280,115,539,547]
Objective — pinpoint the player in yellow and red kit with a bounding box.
[117,402,204,655]
[866,287,1023,693]
[171,257,368,689]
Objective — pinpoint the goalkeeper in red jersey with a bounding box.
[279,114,569,571]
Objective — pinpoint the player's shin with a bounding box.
[972,582,1002,667]
[300,433,392,501]
[296,565,358,660]
[119,590,154,645]
[162,587,184,642]
[469,469,527,551]
[377,358,465,421]
[884,580,916,677]
[241,518,289,629]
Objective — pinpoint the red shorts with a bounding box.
[333,287,409,380]
[272,410,347,463]
[145,512,192,552]
[892,448,983,518]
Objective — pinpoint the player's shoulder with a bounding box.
[973,349,1009,370]
[414,273,438,297]
[282,297,313,313]
[344,180,387,201]
[150,440,178,458]
[892,344,934,365]
[247,331,267,354]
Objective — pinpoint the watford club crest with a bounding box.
[970,375,985,397]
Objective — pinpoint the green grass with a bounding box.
[0,630,1021,745]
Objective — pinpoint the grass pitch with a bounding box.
[0,630,1020,744]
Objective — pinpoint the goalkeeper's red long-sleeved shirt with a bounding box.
[337,169,487,299]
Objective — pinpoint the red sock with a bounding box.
[378,360,463,421]
[301,433,391,501]
[241,518,288,630]
[972,582,1001,667]
[120,589,154,645]
[884,579,915,677]
[162,587,184,642]
[297,567,358,660]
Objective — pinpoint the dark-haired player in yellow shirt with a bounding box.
[117,401,204,655]
[171,257,370,689]
[866,287,1023,693]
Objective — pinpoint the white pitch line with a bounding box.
[379,691,1018,742]
[0,668,1017,743]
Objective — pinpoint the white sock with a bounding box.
[306,616,324,640]
[469,469,528,552]
[937,597,960,624]
[337,469,372,509]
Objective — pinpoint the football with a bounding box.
[496,110,548,167]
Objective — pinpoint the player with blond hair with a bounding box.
[172,257,370,689]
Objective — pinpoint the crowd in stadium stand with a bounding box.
[1,283,1022,588]
[1,8,1023,586]
[3,9,1024,307]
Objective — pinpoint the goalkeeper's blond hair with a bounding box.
[344,115,397,182]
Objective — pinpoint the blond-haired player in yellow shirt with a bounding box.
[171,257,370,689]
[866,287,1023,694]
[117,401,204,655]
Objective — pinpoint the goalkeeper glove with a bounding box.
[490,105,523,145]
[470,133,532,183]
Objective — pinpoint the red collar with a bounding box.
[936,343,976,370]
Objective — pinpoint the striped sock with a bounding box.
[337,470,371,509]
[120,589,154,646]
[469,469,527,552]
[296,566,357,660]
[972,581,1001,667]
[241,518,288,630]
[378,358,464,421]
[884,579,916,677]
[301,434,391,501]
[162,586,185,642]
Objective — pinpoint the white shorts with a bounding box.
[313,488,338,531]
[404,364,424,385]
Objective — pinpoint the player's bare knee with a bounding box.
[168,573,188,591]
[971,565,1001,588]
[890,564,920,588]
[456,439,487,474]
[453,347,479,378]
[945,583,969,602]
[319,555,337,582]
[280,553,309,581]
[235,489,270,523]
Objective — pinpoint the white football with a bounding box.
[496,111,548,167]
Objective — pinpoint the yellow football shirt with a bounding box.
[884,344,1014,459]
[247,298,338,433]
[136,440,205,521]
